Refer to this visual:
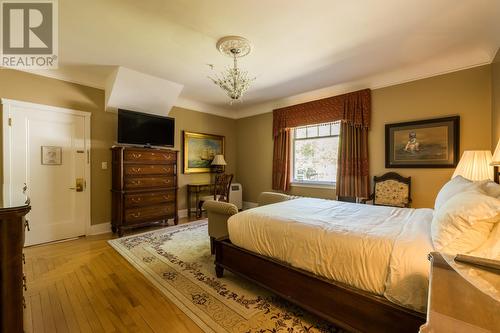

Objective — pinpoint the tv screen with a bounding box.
[118,109,175,147]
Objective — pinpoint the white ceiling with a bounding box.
[27,0,500,118]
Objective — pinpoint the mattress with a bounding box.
[227,197,434,312]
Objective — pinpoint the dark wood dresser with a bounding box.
[111,146,178,236]
[0,185,31,332]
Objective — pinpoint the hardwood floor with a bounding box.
[23,218,204,333]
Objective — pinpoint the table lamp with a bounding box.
[491,139,500,183]
[452,150,493,181]
[211,154,227,173]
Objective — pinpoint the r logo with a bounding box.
[2,2,53,54]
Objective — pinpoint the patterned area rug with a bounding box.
[108,220,343,333]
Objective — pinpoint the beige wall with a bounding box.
[492,49,500,150]
[169,107,237,211]
[237,65,493,208]
[0,70,236,225]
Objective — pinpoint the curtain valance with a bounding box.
[272,88,371,137]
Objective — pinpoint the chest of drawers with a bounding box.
[111,147,178,236]
[0,186,31,332]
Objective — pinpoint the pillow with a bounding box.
[431,190,500,254]
[434,176,481,210]
[480,180,500,198]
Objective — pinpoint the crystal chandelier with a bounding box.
[208,36,255,103]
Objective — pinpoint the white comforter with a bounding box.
[227,197,434,312]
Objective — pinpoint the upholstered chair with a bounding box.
[362,172,412,208]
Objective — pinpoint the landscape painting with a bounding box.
[183,131,224,173]
[385,116,459,168]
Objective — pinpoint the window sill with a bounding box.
[290,182,335,190]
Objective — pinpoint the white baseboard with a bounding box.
[243,201,258,210]
[88,210,188,235]
[87,222,111,235]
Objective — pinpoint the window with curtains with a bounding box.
[292,122,340,185]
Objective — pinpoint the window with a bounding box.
[292,122,340,185]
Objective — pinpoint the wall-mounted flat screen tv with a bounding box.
[118,109,175,147]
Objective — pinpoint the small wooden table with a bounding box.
[421,252,500,332]
[187,183,214,217]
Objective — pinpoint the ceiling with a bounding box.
[27,0,500,118]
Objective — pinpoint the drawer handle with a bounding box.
[130,180,142,185]
[23,275,27,291]
[131,167,141,173]
[130,197,142,203]
[23,183,28,193]
[25,220,30,231]
[22,296,26,309]
[22,253,26,264]
[130,212,141,218]
[163,179,170,184]
[163,196,170,200]
[131,153,142,159]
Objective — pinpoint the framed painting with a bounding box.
[385,116,460,168]
[41,146,62,165]
[183,131,225,173]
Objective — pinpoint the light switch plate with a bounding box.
[101,162,108,170]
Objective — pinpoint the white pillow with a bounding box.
[434,176,481,210]
[431,190,500,254]
[480,180,500,198]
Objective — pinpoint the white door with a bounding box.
[3,99,91,246]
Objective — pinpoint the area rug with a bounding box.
[108,220,342,333]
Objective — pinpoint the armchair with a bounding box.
[362,172,412,208]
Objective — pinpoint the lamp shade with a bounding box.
[492,139,500,166]
[211,154,227,166]
[452,150,493,181]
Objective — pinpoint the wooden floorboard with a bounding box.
[24,218,204,333]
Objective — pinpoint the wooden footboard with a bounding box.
[214,238,425,333]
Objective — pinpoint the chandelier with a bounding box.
[208,36,255,103]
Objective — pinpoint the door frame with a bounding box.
[2,98,92,236]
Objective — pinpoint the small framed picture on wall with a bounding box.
[41,146,62,165]
[385,116,460,168]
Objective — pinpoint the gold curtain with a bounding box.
[336,122,370,198]
[272,128,291,192]
[272,89,371,194]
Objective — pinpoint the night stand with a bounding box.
[421,252,500,332]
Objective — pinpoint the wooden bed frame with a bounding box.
[214,238,425,333]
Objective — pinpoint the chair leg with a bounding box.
[210,237,215,255]
[197,200,204,218]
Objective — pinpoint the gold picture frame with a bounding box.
[183,131,225,174]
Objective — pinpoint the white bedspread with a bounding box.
[227,197,434,312]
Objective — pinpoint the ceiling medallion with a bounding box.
[208,36,255,104]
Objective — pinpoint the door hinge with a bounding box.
[8,117,12,126]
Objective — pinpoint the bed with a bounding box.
[214,197,433,332]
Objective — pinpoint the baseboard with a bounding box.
[242,201,258,210]
[178,209,188,218]
[87,222,111,235]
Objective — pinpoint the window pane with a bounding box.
[293,136,338,183]
[318,124,330,136]
[306,126,318,137]
[295,127,306,139]
[331,122,340,135]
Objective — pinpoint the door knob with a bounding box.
[70,178,85,192]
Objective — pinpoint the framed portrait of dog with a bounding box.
[385,116,460,168]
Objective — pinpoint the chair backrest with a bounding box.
[373,172,411,208]
[213,174,234,202]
